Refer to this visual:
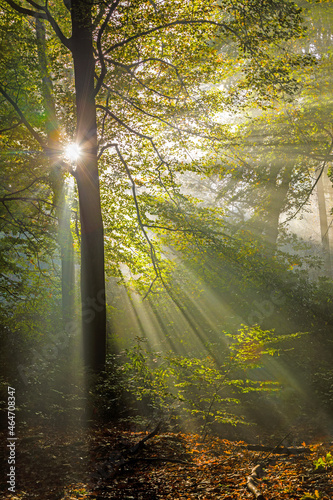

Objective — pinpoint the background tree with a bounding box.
[194,0,333,262]
[35,17,75,324]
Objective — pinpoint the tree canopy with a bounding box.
[0,0,315,374]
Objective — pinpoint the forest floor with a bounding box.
[1,422,333,500]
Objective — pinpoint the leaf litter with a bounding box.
[1,424,333,500]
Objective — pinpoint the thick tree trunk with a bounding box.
[35,19,75,325]
[71,0,106,373]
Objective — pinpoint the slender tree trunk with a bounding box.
[71,0,106,373]
[317,167,331,275]
[35,19,75,325]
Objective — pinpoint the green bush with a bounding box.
[95,325,297,434]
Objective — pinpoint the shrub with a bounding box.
[95,325,298,435]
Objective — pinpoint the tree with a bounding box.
[1,0,105,372]
[1,0,310,375]
[35,17,75,323]
[198,0,333,258]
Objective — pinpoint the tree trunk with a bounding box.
[35,19,75,325]
[265,162,293,252]
[71,0,106,373]
[317,167,332,275]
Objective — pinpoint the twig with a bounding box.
[112,144,166,297]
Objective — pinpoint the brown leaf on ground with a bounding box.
[1,425,333,500]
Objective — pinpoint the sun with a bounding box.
[64,143,81,162]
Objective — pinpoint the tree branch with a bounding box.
[105,19,232,54]
[4,0,71,50]
[1,176,47,198]
[112,144,166,298]
[104,85,224,142]
[96,103,167,163]
[97,142,118,160]
[96,103,177,196]
[0,119,23,134]
[124,56,189,96]
[0,275,23,299]
[282,138,333,224]
[25,0,46,10]
[4,0,46,18]
[0,195,52,205]
[101,106,198,213]
[104,57,179,100]
[96,104,149,141]
[1,201,48,254]
[0,85,46,148]
[94,0,122,96]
